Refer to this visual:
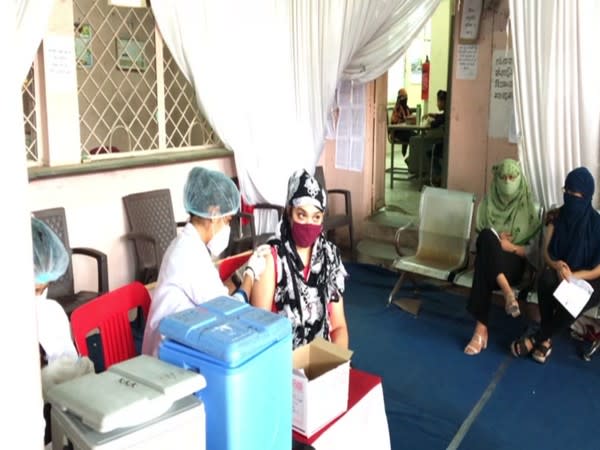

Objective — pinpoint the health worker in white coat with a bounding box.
[32,217,94,447]
[142,167,269,356]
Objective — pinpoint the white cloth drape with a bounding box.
[151,0,439,206]
[509,0,600,208]
[15,0,53,85]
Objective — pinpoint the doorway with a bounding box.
[383,0,453,217]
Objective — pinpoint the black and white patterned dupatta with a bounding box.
[269,169,347,349]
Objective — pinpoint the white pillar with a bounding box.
[1,3,44,449]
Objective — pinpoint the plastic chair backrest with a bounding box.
[32,207,75,298]
[217,251,253,281]
[314,166,327,192]
[416,187,475,267]
[70,282,151,369]
[122,189,178,273]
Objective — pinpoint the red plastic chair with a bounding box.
[217,250,253,281]
[70,281,151,369]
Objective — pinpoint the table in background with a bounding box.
[292,368,391,450]
[387,123,431,188]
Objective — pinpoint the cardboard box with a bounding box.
[292,337,353,437]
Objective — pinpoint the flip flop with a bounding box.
[464,334,487,355]
[532,341,552,364]
[511,335,535,357]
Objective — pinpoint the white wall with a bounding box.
[28,156,235,292]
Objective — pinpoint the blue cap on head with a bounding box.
[183,167,240,218]
[565,167,595,200]
[32,217,69,285]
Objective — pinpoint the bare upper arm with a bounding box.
[250,249,276,311]
[329,296,347,332]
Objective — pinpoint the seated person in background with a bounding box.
[251,169,349,349]
[407,90,447,181]
[390,88,416,157]
[511,167,600,363]
[142,167,269,357]
[32,217,94,445]
[425,89,447,129]
[464,159,542,355]
[391,88,414,125]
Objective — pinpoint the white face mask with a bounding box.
[207,224,231,257]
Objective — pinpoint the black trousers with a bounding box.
[536,266,600,341]
[467,229,526,326]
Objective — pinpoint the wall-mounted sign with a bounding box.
[459,0,483,44]
[488,49,514,140]
[456,44,478,80]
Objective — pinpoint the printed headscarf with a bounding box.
[549,167,600,270]
[476,159,541,245]
[269,169,346,349]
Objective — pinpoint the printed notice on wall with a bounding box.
[489,49,514,139]
[459,0,483,43]
[43,35,77,92]
[335,80,365,172]
[456,45,478,80]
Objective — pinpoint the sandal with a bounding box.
[532,341,552,364]
[510,335,535,357]
[504,292,521,318]
[464,333,488,355]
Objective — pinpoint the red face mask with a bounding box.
[291,222,323,247]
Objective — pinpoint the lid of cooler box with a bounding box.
[159,296,291,367]
[46,355,206,433]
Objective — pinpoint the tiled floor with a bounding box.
[384,141,421,217]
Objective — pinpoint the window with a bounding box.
[23,65,42,165]
[23,1,221,166]
[73,1,220,158]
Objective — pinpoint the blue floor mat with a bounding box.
[343,262,600,450]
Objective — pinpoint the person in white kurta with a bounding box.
[142,167,269,357]
[32,218,94,448]
[32,217,92,369]
[36,289,78,361]
[142,222,230,356]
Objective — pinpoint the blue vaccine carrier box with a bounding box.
[158,296,292,450]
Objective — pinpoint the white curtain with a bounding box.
[509,0,600,208]
[151,0,439,206]
[15,0,53,85]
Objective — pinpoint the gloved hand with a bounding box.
[41,356,95,401]
[244,244,271,281]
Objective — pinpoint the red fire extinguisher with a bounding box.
[421,56,430,101]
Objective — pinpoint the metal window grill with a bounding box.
[73,1,220,158]
[23,66,40,164]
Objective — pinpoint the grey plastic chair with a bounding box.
[32,207,109,315]
[314,166,354,253]
[225,204,284,256]
[122,189,186,284]
[225,177,283,256]
[388,186,476,307]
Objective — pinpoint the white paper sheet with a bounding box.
[488,49,514,139]
[456,44,478,80]
[553,277,594,318]
[335,81,365,172]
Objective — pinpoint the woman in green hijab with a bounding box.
[464,159,542,355]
